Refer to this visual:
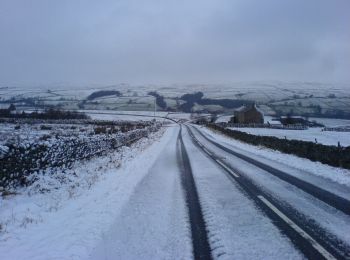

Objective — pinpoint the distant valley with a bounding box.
[1,81,350,119]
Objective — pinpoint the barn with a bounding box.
[232,103,264,124]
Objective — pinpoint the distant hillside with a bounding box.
[1,82,349,118]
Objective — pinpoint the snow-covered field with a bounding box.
[1,81,350,115]
[217,115,350,127]
[309,117,350,127]
[216,114,350,146]
[228,127,350,147]
[1,81,349,101]
[0,122,92,146]
[83,110,191,123]
[86,112,163,122]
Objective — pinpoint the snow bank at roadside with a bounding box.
[89,124,191,259]
[0,126,174,260]
[198,125,350,188]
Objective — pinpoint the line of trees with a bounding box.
[179,92,252,112]
[148,91,167,109]
[86,90,121,100]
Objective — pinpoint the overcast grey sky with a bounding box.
[0,0,349,86]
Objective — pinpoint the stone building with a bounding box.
[232,104,264,124]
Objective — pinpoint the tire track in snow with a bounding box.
[177,125,213,260]
[195,183,227,259]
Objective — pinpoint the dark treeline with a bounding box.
[148,91,167,109]
[146,91,253,112]
[179,92,252,112]
[207,123,350,169]
[87,90,121,100]
[0,107,89,120]
[181,92,204,102]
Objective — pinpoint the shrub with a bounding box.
[94,126,107,134]
[40,125,52,130]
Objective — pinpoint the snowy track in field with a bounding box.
[186,124,350,259]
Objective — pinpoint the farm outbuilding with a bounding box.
[232,104,264,124]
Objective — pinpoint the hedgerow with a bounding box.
[207,123,350,169]
[0,122,160,189]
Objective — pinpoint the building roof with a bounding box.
[280,116,303,119]
[235,105,250,112]
[235,104,264,115]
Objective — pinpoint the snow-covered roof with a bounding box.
[280,116,303,119]
[266,120,282,125]
[235,104,264,115]
[235,105,248,112]
[254,104,264,116]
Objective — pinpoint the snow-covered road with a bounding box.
[1,123,350,259]
[181,127,302,259]
[187,124,350,259]
[89,125,192,259]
